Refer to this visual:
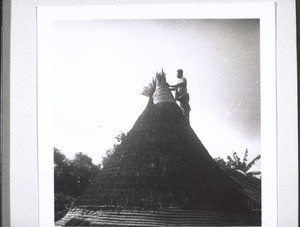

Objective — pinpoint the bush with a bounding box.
[55,192,75,221]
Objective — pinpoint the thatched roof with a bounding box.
[76,101,249,210]
[57,207,261,226]
[218,164,261,210]
[57,83,261,225]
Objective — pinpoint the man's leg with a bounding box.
[180,101,190,123]
[184,110,190,123]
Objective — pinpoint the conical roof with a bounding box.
[57,77,261,226]
[75,83,247,211]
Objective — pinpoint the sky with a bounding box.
[52,19,260,170]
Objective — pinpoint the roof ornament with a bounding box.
[152,69,176,104]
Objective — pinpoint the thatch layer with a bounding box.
[219,164,261,210]
[76,102,249,211]
[57,207,261,226]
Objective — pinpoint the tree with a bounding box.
[68,152,99,197]
[215,149,261,176]
[101,132,126,167]
[54,148,74,217]
[54,148,71,194]
[54,147,67,166]
[54,148,101,218]
[54,148,100,197]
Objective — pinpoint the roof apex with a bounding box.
[152,75,176,104]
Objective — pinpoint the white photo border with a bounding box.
[37,3,276,226]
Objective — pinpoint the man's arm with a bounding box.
[168,84,178,88]
[168,84,177,91]
[176,78,186,87]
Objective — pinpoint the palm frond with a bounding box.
[241,162,247,171]
[232,152,241,167]
[245,155,261,172]
[226,155,233,163]
[226,155,235,169]
[140,77,156,97]
[246,171,261,176]
[243,149,248,163]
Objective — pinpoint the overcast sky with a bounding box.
[52,19,260,170]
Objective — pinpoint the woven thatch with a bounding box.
[218,164,261,210]
[56,207,261,226]
[76,104,247,210]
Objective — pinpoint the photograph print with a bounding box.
[51,18,262,226]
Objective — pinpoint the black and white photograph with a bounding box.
[2,1,298,227]
[36,3,280,227]
[52,19,262,226]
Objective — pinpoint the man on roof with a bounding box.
[169,69,191,122]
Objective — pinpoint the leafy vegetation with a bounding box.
[101,132,126,168]
[214,149,261,177]
[54,133,127,220]
[54,148,100,219]
[54,148,100,197]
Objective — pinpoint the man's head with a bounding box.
[177,69,183,78]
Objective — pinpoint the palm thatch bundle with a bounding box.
[140,77,156,98]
